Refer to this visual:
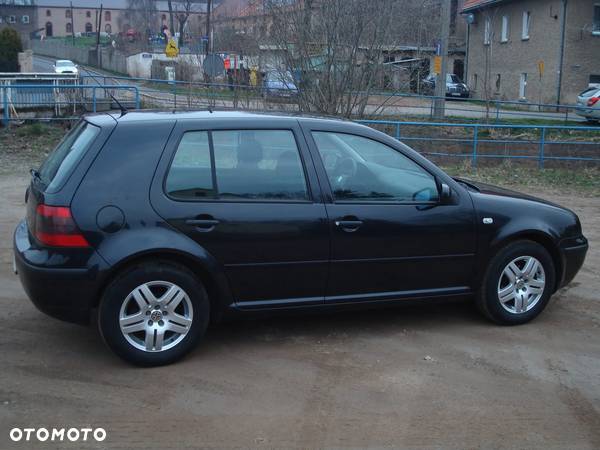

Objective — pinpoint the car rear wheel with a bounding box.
[98,261,209,366]
[477,240,555,325]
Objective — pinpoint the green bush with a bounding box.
[0,28,23,72]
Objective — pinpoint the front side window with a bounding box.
[166,130,309,201]
[312,132,439,203]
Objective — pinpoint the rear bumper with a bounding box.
[558,236,588,289]
[13,219,109,325]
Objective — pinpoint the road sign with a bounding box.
[433,56,442,74]
[165,38,179,58]
[538,60,544,77]
[203,54,225,77]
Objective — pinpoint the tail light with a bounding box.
[587,97,599,107]
[34,204,90,247]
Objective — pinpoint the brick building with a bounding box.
[0,0,37,41]
[463,0,600,104]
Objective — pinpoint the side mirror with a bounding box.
[440,183,451,201]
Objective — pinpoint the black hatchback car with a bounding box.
[14,111,588,366]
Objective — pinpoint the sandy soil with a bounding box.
[0,172,599,449]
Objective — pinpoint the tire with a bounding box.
[476,240,555,325]
[98,260,209,366]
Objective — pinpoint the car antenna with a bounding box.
[81,67,128,117]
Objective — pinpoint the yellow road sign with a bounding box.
[165,38,179,58]
[433,56,442,74]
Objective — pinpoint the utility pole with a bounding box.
[70,1,75,45]
[433,0,451,119]
[205,0,212,55]
[168,0,175,38]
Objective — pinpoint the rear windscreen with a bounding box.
[38,121,100,192]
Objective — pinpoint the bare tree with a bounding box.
[265,0,429,117]
[126,0,158,50]
[172,0,205,47]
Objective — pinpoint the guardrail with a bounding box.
[357,120,600,167]
[1,84,140,125]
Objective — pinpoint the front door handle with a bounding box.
[335,220,363,232]
[185,218,220,232]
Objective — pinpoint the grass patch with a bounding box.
[443,161,600,196]
[0,123,66,174]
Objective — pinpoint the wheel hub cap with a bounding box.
[150,309,163,322]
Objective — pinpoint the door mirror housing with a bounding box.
[439,182,452,202]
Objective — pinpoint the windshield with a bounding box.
[56,60,74,67]
[579,87,600,97]
[447,74,461,83]
[38,121,100,192]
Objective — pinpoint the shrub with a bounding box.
[0,28,23,72]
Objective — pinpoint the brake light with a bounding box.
[34,204,90,247]
[587,97,599,107]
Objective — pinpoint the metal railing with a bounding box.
[357,120,600,166]
[1,84,140,126]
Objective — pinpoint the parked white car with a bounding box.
[53,60,78,74]
[575,87,600,122]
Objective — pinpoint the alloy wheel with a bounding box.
[497,256,546,314]
[119,281,194,352]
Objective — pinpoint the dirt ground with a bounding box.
[0,168,599,449]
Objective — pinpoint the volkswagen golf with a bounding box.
[14,111,588,366]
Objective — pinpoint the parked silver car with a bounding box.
[575,87,600,122]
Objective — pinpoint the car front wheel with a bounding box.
[477,240,556,325]
[98,261,209,366]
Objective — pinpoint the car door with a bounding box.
[301,121,477,303]
[151,118,329,308]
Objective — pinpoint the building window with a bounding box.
[86,11,91,18]
[161,14,167,21]
[522,11,530,39]
[105,11,111,21]
[472,73,478,91]
[45,21,53,37]
[484,17,491,44]
[519,73,528,98]
[22,15,30,24]
[9,15,16,24]
[105,23,112,33]
[85,22,93,33]
[66,22,72,33]
[46,9,51,16]
[501,15,508,42]
[66,9,71,18]
[495,74,501,91]
[593,4,600,35]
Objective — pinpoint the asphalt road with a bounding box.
[0,170,599,449]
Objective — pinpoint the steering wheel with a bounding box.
[333,157,358,190]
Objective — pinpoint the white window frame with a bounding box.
[519,73,528,99]
[501,15,509,42]
[484,17,491,44]
[22,15,30,24]
[593,4,600,35]
[9,15,16,24]
[522,11,530,40]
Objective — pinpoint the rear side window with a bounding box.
[38,121,100,192]
[165,129,309,201]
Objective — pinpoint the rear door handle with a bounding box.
[335,220,363,232]
[185,219,220,232]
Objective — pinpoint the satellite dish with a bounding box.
[465,13,476,24]
[203,54,225,77]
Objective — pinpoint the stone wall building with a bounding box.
[463,0,600,104]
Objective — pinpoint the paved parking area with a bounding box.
[1,173,599,449]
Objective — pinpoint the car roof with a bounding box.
[86,109,354,125]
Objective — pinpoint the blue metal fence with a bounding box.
[357,120,600,167]
[1,84,140,126]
